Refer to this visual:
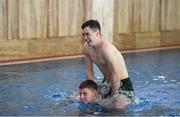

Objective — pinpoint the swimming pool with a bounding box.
[0,48,179,116]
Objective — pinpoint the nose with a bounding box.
[80,95,85,101]
[83,35,88,41]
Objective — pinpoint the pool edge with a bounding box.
[0,45,180,66]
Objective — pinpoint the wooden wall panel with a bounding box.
[117,0,133,33]
[48,0,83,37]
[7,0,19,39]
[83,0,93,20]
[33,0,47,38]
[133,0,141,33]
[92,0,114,42]
[117,0,159,33]
[0,0,180,62]
[19,0,33,39]
[0,0,7,40]
[58,0,68,37]
[48,0,58,37]
[140,0,159,32]
[177,0,180,30]
[68,0,83,36]
[19,0,47,39]
[114,0,180,50]
[161,0,180,30]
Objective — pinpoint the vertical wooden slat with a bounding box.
[19,0,31,39]
[68,0,83,36]
[32,0,47,38]
[92,0,114,42]
[117,0,133,33]
[150,0,159,32]
[0,0,7,40]
[161,0,180,30]
[166,0,176,30]
[82,0,93,21]
[161,0,167,30]
[133,0,141,33]
[141,0,149,32]
[19,0,47,39]
[48,0,58,37]
[140,0,159,32]
[8,0,18,39]
[177,0,180,29]
[58,0,68,37]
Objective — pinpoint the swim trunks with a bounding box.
[97,78,136,104]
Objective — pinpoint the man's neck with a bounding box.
[93,38,102,50]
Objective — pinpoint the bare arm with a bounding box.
[97,64,111,81]
[102,44,122,96]
[108,61,121,96]
[83,44,94,80]
[84,54,94,80]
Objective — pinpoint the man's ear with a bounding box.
[93,90,97,96]
[96,30,100,37]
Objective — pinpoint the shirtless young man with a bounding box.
[81,19,136,109]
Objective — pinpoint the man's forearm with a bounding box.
[111,76,121,96]
[86,70,94,80]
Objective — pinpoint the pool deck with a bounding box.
[0,45,180,66]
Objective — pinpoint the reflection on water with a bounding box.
[0,49,180,116]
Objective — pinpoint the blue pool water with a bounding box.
[0,48,180,116]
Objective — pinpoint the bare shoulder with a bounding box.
[102,40,121,52]
[100,41,114,54]
[100,41,123,62]
[101,41,110,49]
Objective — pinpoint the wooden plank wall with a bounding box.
[4,0,83,39]
[0,0,84,61]
[114,0,180,50]
[0,0,180,62]
[92,0,114,42]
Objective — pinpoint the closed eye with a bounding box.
[80,92,87,96]
[83,92,87,96]
[82,33,89,37]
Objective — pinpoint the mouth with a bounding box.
[86,40,92,45]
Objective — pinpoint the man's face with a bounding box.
[79,88,96,103]
[82,26,99,46]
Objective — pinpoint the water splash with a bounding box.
[44,86,70,102]
[128,97,151,112]
[167,112,180,117]
[152,75,167,81]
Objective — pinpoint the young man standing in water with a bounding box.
[81,19,136,109]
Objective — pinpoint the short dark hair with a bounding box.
[81,19,101,33]
[79,80,98,91]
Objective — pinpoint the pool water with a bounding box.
[0,48,180,116]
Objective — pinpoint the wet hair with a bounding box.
[81,19,101,33]
[79,80,98,91]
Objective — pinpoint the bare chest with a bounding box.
[89,51,106,64]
